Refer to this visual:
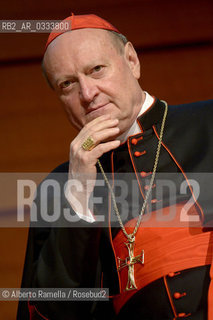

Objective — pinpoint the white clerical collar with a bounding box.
[118,91,154,143]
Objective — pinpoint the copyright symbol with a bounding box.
[2,290,10,298]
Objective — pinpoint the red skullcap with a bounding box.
[45,13,121,51]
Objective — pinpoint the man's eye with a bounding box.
[61,80,71,89]
[93,65,103,72]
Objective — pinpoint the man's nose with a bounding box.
[79,76,99,103]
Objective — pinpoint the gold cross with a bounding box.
[117,238,144,291]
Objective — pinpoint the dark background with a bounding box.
[0,0,213,318]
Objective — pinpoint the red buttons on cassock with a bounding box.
[173,292,181,299]
[151,199,158,204]
[134,151,147,157]
[144,184,156,191]
[131,138,138,145]
[168,272,175,277]
[140,171,152,178]
[177,313,191,318]
[173,292,186,299]
[134,151,140,157]
[168,271,181,278]
[131,137,143,145]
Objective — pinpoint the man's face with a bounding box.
[43,28,143,134]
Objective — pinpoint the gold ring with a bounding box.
[82,136,95,151]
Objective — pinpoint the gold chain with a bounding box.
[97,101,168,242]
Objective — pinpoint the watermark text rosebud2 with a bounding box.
[15,173,205,227]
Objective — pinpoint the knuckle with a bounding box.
[97,144,104,153]
[89,128,96,138]
[83,122,91,131]
[70,143,77,154]
[78,153,87,164]
[70,142,74,151]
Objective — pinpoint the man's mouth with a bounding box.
[86,103,110,114]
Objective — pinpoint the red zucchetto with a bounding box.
[45,13,121,51]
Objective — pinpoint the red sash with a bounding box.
[112,202,213,315]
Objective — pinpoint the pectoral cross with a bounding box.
[117,237,144,291]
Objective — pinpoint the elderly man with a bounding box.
[18,14,213,320]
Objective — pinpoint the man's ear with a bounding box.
[124,42,141,79]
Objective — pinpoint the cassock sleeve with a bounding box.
[17,163,102,320]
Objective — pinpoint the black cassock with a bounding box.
[17,98,213,320]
